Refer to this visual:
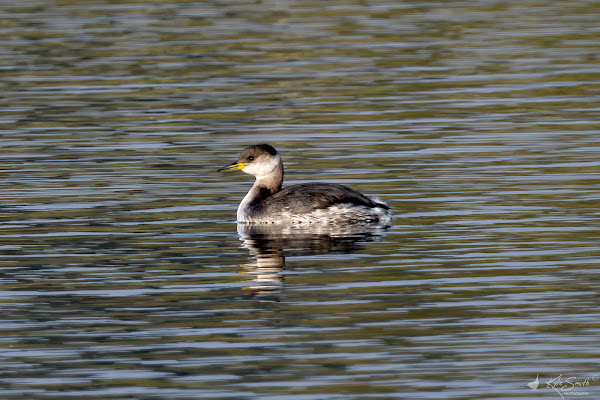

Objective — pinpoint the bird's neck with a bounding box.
[253,163,283,195]
[237,164,284,222]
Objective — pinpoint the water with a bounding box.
[1,0,599,399]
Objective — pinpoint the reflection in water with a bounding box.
[237,222,390,301]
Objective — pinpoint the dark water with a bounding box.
[1,1,599,399]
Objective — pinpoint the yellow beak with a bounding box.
[217,162,247,172]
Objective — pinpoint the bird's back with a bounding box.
[258,182,389,216]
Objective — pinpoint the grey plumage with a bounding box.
[255,182,389,216]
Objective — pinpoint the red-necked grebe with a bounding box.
[218,144,391,225]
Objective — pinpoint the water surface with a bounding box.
[1,1,599,399]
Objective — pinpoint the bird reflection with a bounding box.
[237,222,390,302]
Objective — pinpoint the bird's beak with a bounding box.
[217,162,247,172]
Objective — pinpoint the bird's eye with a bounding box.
[248,156,254,161]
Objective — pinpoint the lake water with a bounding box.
[1,1,599,399]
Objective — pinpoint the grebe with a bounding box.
[218,144,391,225]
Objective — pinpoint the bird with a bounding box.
[527,375,539,390]
[218,144,391,225]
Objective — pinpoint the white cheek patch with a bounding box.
[242,155,280,177]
